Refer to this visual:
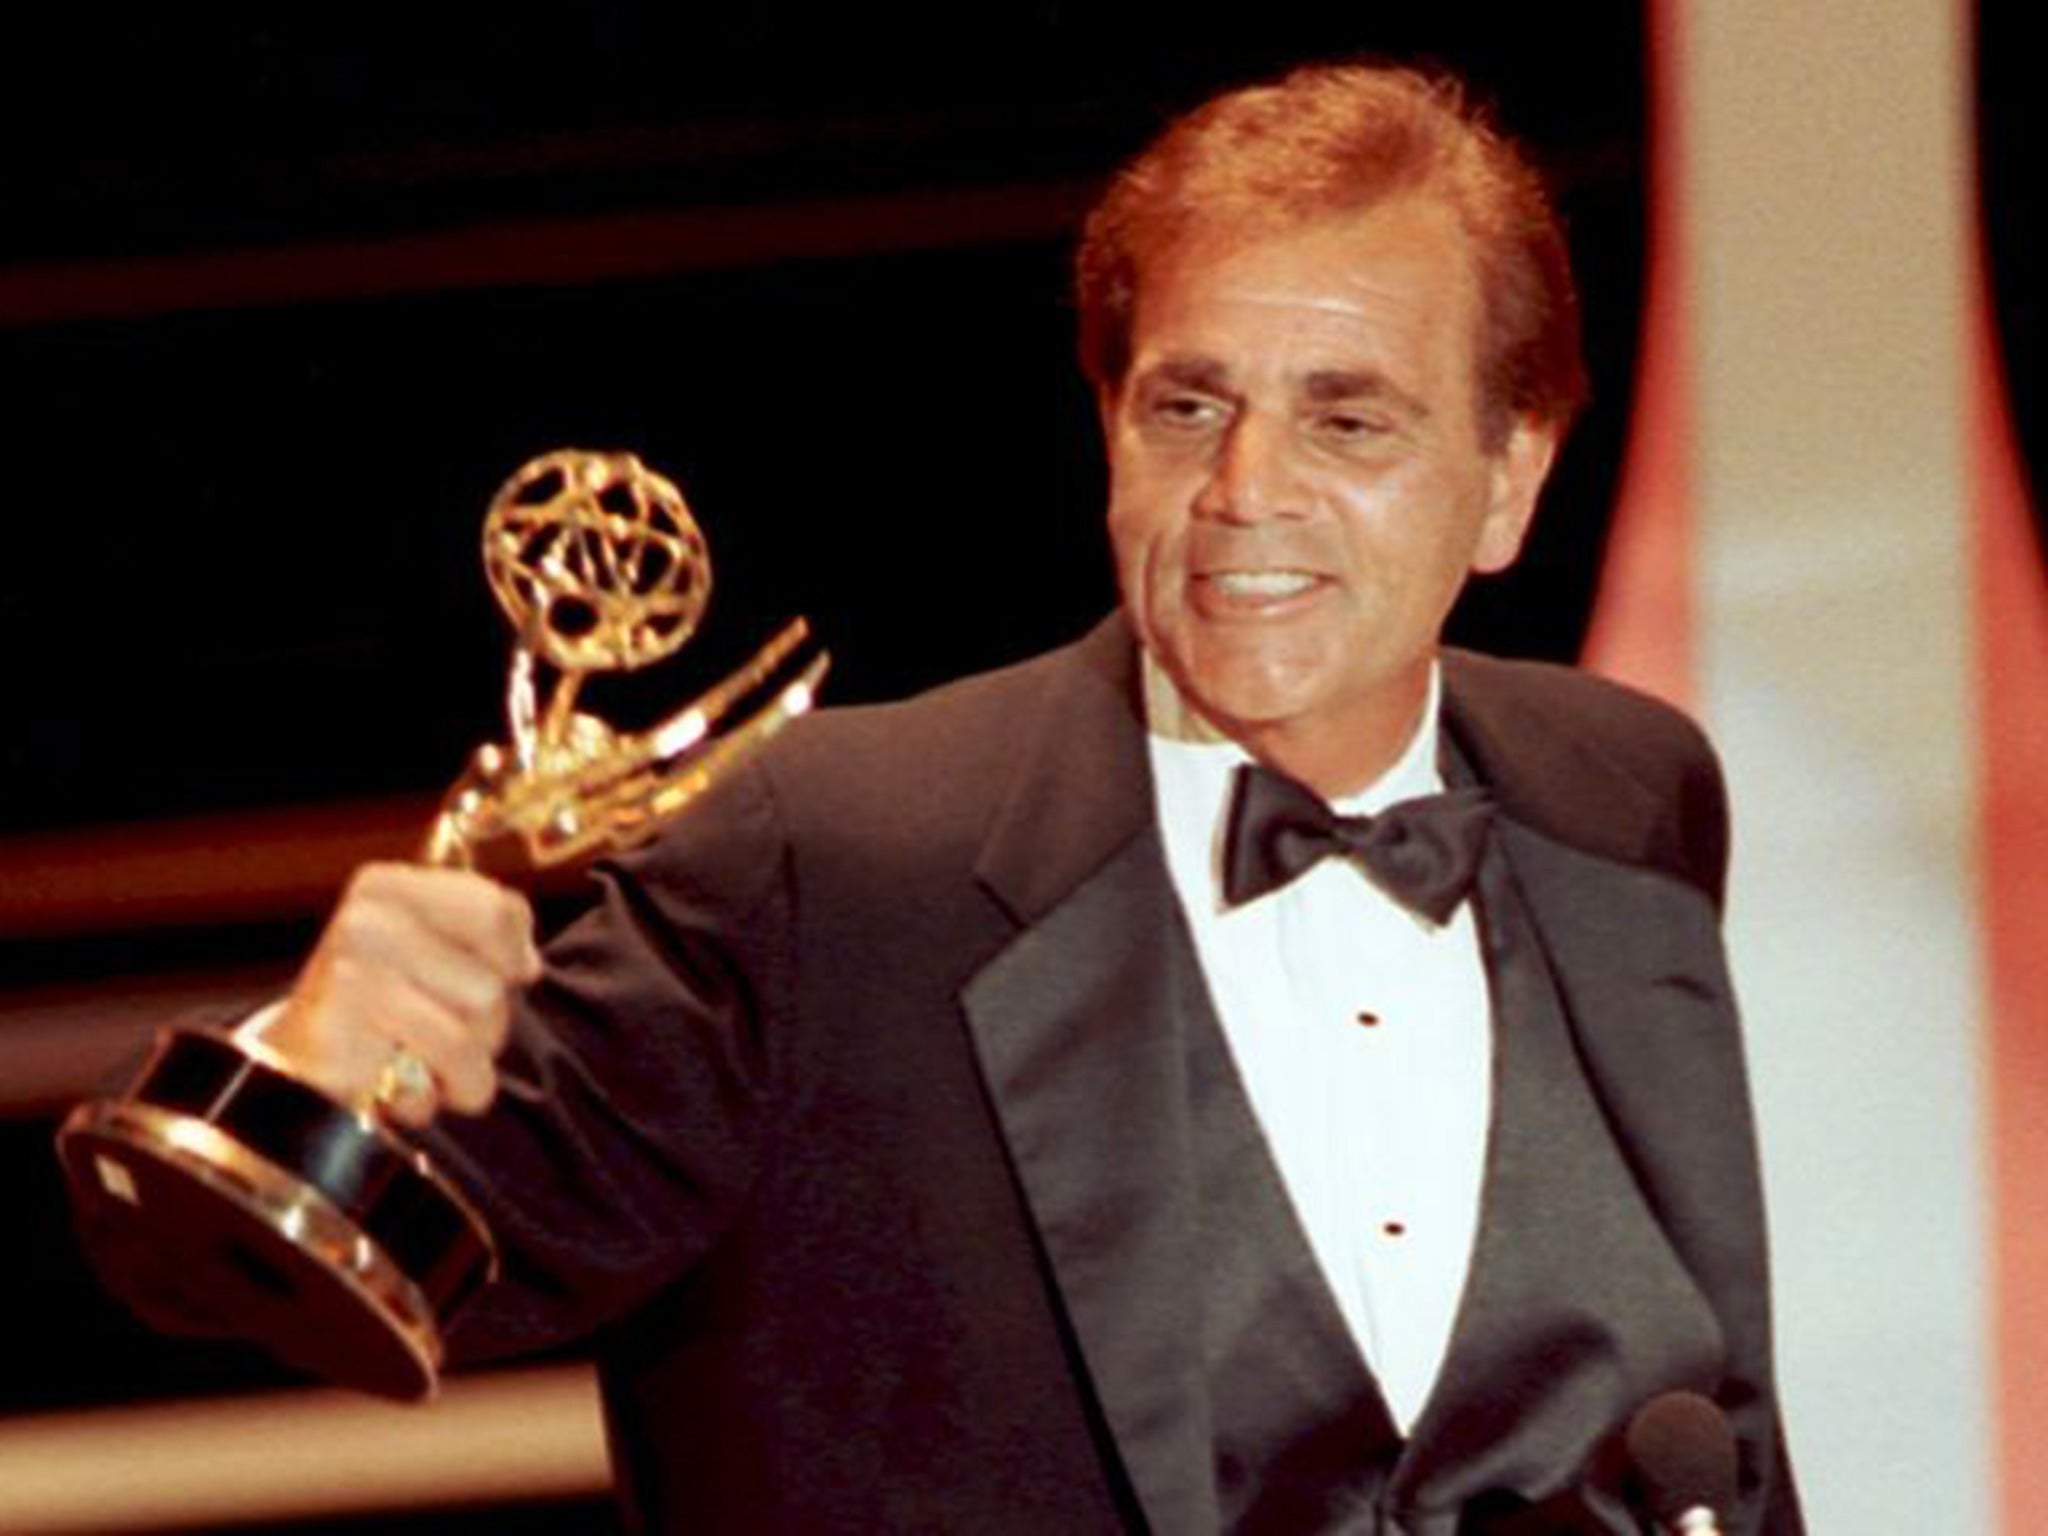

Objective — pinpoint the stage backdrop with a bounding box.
[1587,1,2046,1530]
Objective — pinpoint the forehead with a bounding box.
[1126,197,1481,386]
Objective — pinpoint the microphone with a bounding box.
[1624,1391,1739,1535]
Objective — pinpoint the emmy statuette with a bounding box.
[58,450,826,1400]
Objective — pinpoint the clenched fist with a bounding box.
[244,862,544,1128]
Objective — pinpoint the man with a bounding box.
[258,65,1799,1533]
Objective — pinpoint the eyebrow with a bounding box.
[1301,368,1430,422]
[1140,356,1234,395]
[1135,356,1431,424]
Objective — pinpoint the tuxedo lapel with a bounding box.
[1440,656,1774,1438]
[1486,816,1773,1384]
[1439,651,1749,1222]
[1490,818,1750,1201]
[963,842,1222,1534]
[958,619,1222,1534]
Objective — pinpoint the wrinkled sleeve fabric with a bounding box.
[427,757,796,1359]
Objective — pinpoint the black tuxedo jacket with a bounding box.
[436,616,1799,1534]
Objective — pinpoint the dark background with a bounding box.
[0,7,1652,841]
[1,4,2038,1531]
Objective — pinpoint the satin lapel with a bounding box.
[1441,664,1767,1335]
[1488,819,1741,1122]
[1442,659,1782,1527]
[960,618,1220,1536]
[1487,820,1769,1333]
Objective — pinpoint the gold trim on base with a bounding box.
[61,1099,446,1397]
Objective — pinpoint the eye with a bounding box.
[1143,391,1228,434]
[1313,409,1394,446]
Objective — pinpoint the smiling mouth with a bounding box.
[1199,569,1323,600]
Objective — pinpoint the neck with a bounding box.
[1234,697,1428,801]
[1145,654,1437,801]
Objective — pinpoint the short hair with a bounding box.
[1075,63,1588,445]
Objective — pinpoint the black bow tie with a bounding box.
[1221,763,1494,922]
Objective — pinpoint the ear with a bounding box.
[1470,417,1560,575]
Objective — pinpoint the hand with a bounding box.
[249,863,543,1128]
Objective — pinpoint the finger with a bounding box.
[277,936,501,1100]
[267,864,529,1108]
[310,956,500,1119]
[351,865,540,986]
[318,885,518,1052]
[349,959,503,1115]
[373,1049,443,1131]
[259,981,394,1103]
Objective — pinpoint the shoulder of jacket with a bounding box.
[1442,649,1730,908]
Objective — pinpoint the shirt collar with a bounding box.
[1141,654,1446,914]
[1141,653,1445,813]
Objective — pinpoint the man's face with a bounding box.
[1103,196,1557,786]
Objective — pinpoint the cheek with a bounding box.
[1106,480,1180,576]
[1104,495,1145,572]
[1346,468,1490,571]
[1104,500,1162,622]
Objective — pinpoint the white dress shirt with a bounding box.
[1144,659,1493,1434]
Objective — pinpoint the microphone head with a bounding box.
[1624,1390,1739,1525]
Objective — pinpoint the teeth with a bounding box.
[1209,570,1316,598]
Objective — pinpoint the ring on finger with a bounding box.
[374,1046,437,1118]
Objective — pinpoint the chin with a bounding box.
[1179,666,1324,736]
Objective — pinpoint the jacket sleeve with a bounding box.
[428,758,795,1360]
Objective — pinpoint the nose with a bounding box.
[1193,413,1305,525]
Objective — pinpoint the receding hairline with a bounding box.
[1109,190,1485,437]
[1075,62,1588,441]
